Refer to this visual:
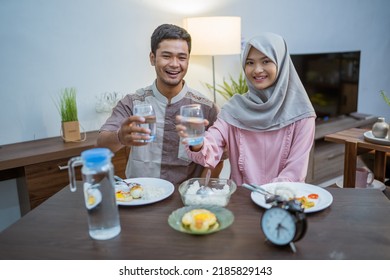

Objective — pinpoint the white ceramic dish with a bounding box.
[250,182,333,213]
[363,131,390,146]
[115,178,174,206]
[336,178,386,191]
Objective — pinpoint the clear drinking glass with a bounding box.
[133,103,156,142]
[180,104,205,145]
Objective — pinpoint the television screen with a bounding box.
[290,51,360,120]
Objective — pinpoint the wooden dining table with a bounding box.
[325,128,390,188]
[0,181,390,260]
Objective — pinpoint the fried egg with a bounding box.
[115,190,133,202]
[181,209,219,233]
[115,182,144,201]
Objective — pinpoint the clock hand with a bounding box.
[275,213,290,231]
[277,213,293,235]
[276,222,288,239]
[276,224,281,239]
[278,223,287,231]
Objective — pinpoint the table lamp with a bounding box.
[183,16,241,103]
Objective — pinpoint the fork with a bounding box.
[242,183,280,203]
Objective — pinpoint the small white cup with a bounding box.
[355,167,374,188]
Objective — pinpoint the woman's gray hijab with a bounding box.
[219,32,316,131]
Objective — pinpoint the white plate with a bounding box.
[363,131,390,146]
[336,178,386,191]
[115,178,174,206]
[250,182,333,213]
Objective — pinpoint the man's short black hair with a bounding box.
[151,24,191,55]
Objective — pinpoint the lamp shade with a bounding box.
[183,17,241,56]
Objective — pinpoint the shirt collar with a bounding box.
[152,80,188,104]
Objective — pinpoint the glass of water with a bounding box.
[133,103,156,142]
[180,104,205,145]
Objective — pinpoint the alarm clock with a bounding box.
[260,199,307,253]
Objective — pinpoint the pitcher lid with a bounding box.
[81,148,112,167]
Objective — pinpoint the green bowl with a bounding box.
[168,205,234,235]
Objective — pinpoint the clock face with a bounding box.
[261,207,296,246]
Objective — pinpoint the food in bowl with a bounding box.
[181,208,219,233]
[179,178,236,207]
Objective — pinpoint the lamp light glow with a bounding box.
[183,16,241,103]
[183,17,241,55]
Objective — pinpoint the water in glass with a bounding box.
[133,103,156,142]
[68,148,121,240]
[180,104,205,145]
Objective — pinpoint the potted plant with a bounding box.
[56,87,81,142]
[205,72,248,100]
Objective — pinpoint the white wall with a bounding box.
[0,0,389,229]
[0,0,389,145]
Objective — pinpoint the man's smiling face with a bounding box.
[150,39,189,93]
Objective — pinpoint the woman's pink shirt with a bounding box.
[187,117,316,186]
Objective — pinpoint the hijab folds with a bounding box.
[219,32,316,131]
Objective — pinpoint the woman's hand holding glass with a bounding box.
[176,104,208,151]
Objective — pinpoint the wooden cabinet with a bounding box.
[306,115,377,184]
[307,140,345,184]
[24,157,76,209]
[23,148,128,209]
[0,131,129,214]
[112,147,129,179]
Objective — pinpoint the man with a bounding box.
[97,24,223,186]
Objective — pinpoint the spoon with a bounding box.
[196,169,213,196]
[114,175,130,186]
[114,175,125,183]
[242,183,280,203]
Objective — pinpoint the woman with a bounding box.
[178,32,316,186]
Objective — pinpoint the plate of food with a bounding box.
[168,205,234,235]
[250,182,333,213]
[115,177,174,206]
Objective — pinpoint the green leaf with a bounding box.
[55,87,79,122]
[205,72,248,100]
[380,90,390,107]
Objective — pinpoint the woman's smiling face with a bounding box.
[244,47,277,90]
